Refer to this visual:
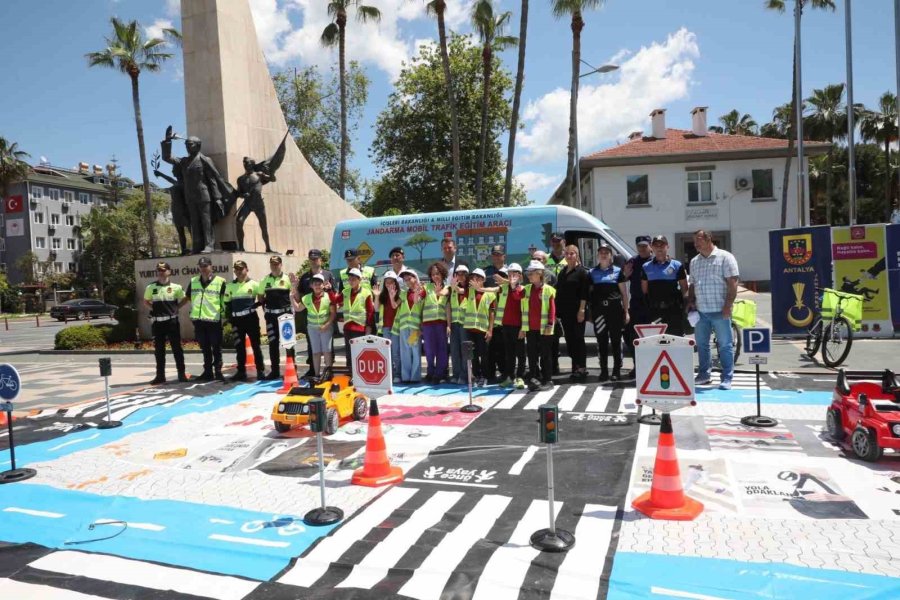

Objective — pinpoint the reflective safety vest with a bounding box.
[145,281,185,320]
[450,289,468,324]
[422,283,447,323]
[344,288,371,327]
[302,293,331,327]
[496,282,508,316]
[547,255,565,277]
[258,273,292,313]
[340,265,375,293]
[464,289,496,333]
[225,279,259,317]
[189,275,226,322]
[396,290,424,332]
[521,283,556,335]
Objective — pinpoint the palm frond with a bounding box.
[321,22,340,46]
[764,0,785,12]
[85,49,116,69]
[356,5,382,22]
[327,0,345,19]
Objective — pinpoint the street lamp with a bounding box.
[574,61,619,209]
[845,0,857,225]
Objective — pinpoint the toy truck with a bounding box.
[271,374,368,435]
[826,369,900,462]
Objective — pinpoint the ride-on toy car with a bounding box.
[826,369,900,462]
[271,374,368,435]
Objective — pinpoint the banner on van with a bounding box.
[768,226,832,336]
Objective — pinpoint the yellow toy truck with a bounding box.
[271,374,369,434]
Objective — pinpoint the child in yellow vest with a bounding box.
[290,273,337,381]
[398,269,425,383]
[521,260,557,391]
[464,268,497,387]
[422,262,450,383]
[373,270,402,383]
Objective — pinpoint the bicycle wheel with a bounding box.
[805,319,823,358]
[732,324,742,364]
[821,316,853,368]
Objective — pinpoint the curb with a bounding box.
[40,349,210,355]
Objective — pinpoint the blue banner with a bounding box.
[768,226,833,335]
[887,224,900,331]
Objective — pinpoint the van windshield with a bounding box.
[600,228,634,256]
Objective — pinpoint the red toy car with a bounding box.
[826,369,900,462]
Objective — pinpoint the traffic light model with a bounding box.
[660,365,670,390]
[308,398,326,433]
[538,404,558,444]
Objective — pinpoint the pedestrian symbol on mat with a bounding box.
[639,350,691,398]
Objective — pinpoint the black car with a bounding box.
[50,299,117,321]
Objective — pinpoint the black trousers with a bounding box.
[649,306,685,337]
[233,315,264,374]
[488,325,505,379]
[551,321,561,372]
[152,319,185,377]
[467,330,487,379]
[265,313,295,374]
[193,320,223,374]
[344,329,366,376]
[560,313,587,371]
[526,332,553,384]
[593,306,624,372]
[502,325,527,379]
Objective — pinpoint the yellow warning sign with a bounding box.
[154,448,187,460]
[357,241,374,265]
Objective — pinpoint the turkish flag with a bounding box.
[5,195,23,213]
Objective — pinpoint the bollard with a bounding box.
[3,318,7,331]
[96,358,122,429]
[740,363,778,427]
[35,314,40,328]
[460,340,481,414]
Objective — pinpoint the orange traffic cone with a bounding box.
[0,411,6,427]
[279,355,299,392]
[244,336,256,373]
[632,413,703,521]
[352,399,403,487]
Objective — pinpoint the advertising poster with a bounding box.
[887,224,900,331]
[630,456,738,513]
[768,226,833,335]
[832,225,893,337]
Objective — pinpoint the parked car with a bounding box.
[50,299,117,321]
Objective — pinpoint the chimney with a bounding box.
[628,131,643,141]
[650,109,667,139]
[691,106,708,137]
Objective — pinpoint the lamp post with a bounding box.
[845,0,857,225]
[794,0,807,227]
[574,62,619,209]
[895,0,900,214]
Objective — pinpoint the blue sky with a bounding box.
[0,0,897,204]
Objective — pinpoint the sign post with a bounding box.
[634,334,696,413]
[530,405,574,552]
[634,323,669,425]
[740,328,777,427]
[96,358,122,430]
[0,364,35,484]
[460,340,481,413]
[303,398,344,526]
[349,335,394,398]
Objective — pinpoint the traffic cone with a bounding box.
[352,399,403,487]
[0,412,6,427]
[279,355,299,392]
[632,413,703,521]
[244,336,256,374]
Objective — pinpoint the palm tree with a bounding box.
[553,0,605,207]
[764,0,836,228]
[708,110,758,136]
[860,92,899,222]
[0,137,31,199]
[425,0,463,210]
[471,0,517,208]
[760,102,793,138]
[87,17,178,257]
[805,84,849,223]
[503,0,529,207]
[322,0,381,201]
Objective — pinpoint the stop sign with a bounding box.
[356,348,388,386]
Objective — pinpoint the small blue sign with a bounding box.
[0,364,21,401]
[742,327,771,356]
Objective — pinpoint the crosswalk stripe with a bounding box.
[27,551,257,600]
[549,504,616,600]
[557,386,585,411]
[0,579,100,599]
[277,486,419,587]
[617,389,638,414]
[523,386,560,410]
[471,499,562,600]
[585,387,612,413]
[495,391,527,410]
[336,490,465,590]
[398,494,513,600]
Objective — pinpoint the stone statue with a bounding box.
[152,152,190,255]
[235,133,287,253]
[161,126,233,254]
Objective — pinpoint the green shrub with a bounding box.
[55,324,112,350]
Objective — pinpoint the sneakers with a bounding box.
[196,371,213,382]
[527,378,542,392]
[177,372,190,383]
[718,379,732,390]
[610,370,621,382]
[514,377,526,390]
[538,381,554,391]
[476,377,487,388]
[695,375,712,386]
[262,371,280,381]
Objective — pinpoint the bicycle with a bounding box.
[709,298,754,367]
[804,287,862,368]
[0,374,17,392]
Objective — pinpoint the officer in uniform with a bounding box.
[622,235,653,378]
[339,248,376,293]
[224,260,265,381]
[188,256,227,381]
[641,235,688,336]
[143,261,188,384]
[258,255,294,380]
[589,243,629,382]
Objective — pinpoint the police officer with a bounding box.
[258,255,294,380]
[589,243,629,382]
[641,235,688,336]
[143,261,188,384]
[622,235,653,377]
[224,260,265,381]
[339,248,376,293]
[188,256,227,381]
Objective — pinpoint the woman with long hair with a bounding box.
[373,271,402,383]
[422,262,450,383]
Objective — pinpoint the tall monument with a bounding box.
[180,0,362,254]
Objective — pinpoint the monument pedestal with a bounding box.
[134,252,303,340]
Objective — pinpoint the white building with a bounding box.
[553,107,830,282]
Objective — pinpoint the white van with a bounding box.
[331,205,633,275]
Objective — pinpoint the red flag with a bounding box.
[5,195,23,213]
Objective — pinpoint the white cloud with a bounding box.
[164,0,180,18]
[515,171,558,197]
[145,18,175,41]
[518,28,700,164]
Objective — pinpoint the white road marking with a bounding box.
[404,478,498,489]
[337,491,464,590]
[28,550,258,600]
[523,386,559,410]
[556,385,586,411]
[508,445,540,475]
[494,391,526,410]
[586,387,612,412]
[3,507,65,518]
[209,518,235,525]
[549,504,617,600]
[48,433,99,452]
[399,494,512,600]
[617,389,638,414]
[650,586,731,599]
[0,579,101,599]
[207,534,289,548]
[123,415,154,428]
[94,518,165,531]
[278,486,418,587]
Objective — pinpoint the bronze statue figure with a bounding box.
[235,133,287,253]
[152,152,190,255]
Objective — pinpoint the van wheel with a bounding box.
[826,408,845,441]
[274,421,291,433]
[353,397,368,421]
[325,408,339,435]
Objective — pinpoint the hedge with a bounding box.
[55,324,113,350]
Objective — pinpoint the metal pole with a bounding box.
[104,375,111,423]
[756,364,762,417]
[795,0,807,226]
[846,0,857,225]
[6,409,16,471]
[895,0,900,212]
[317,431,326,509]
[546,443,556,535]
[571,49,579,208]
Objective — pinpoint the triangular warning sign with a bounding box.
[634,323,668,338]
[639,350,691,397]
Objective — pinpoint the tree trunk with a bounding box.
[825,148,832,224]
[475,45,491,208]
[437,7,461,210]
[131,73,157,257]
[780,48,797,229]
[503,0,528,207]
[565,13,583,207]
[338,18,348,200]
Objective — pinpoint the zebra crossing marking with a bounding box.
[523,386,560,410]
[585,387,612,412]
[549,504,616,600]
[508,445,540,475]
[494,391,527,410]
[557,386,586,411]
[0,579,100,600]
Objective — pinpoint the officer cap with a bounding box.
[344,248,359,259]
[347,267,362,278]
[156,261,171,271]
[635,235,652,246]
[308,248,323,258]
[471,268,486,279]
[389,246,404,257]
[233,260,248,269]
[651,235,669,245]
[491,244,505,255]
[269,255,282,264]
[550,232,565,243]
[197,257,212,267]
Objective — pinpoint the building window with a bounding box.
[63,190,74,204]
[31,186,44,200]
[93,195,103,205]
[79,192,89,205]
[687,171,713,203]
[54,262,63,273]
[752,169,774,199]
[49,189,60,201]
[65,215,75,226]
[627,175,649,206]
[34,211,45,224]
[68,262,76,272]
[66,238,76,250]
[35,237,46,249]
[51,213,60,225]
[52,238,61,249]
